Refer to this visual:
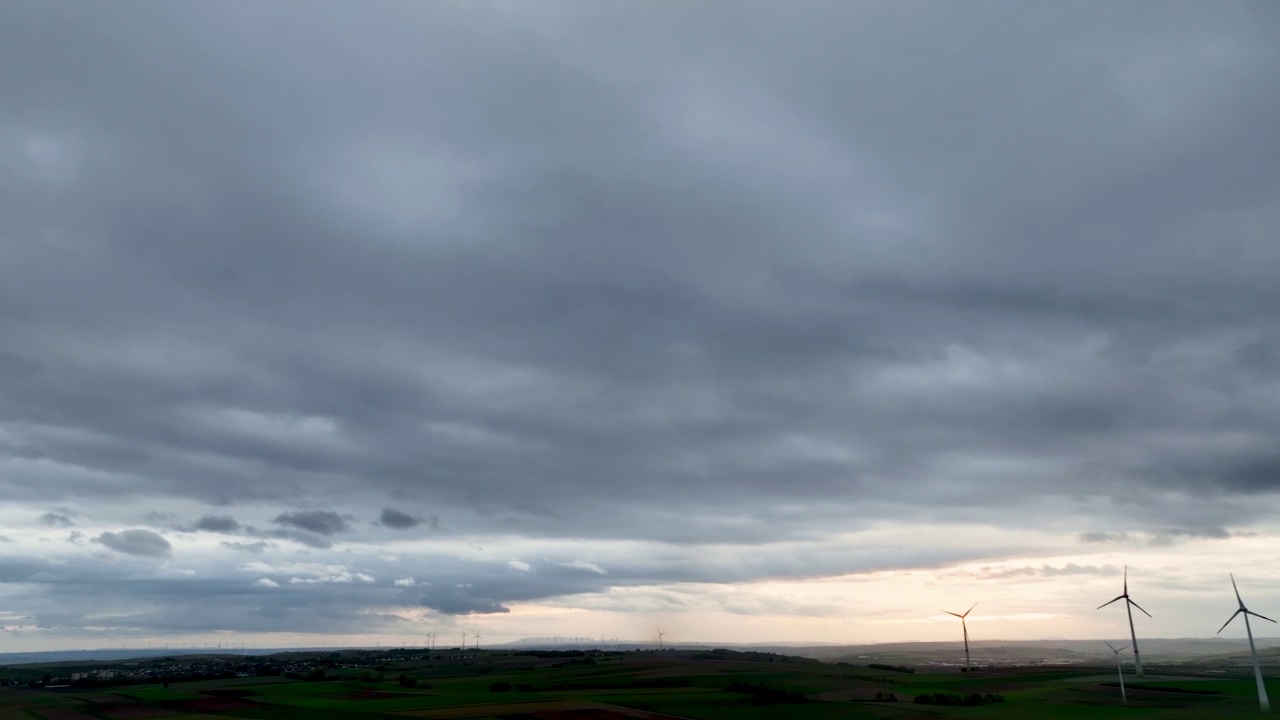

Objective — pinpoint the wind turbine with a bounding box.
[1097,566,1151,677]
[1104,641,1127,704]
[943,602,978,671]
[474,632,481,650]
[1217,573,1276,713]
[657,631,665,650]
[461,632,467,650]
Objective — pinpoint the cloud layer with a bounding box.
[1,1,1279,647]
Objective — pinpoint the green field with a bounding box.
[2,649,1278,719]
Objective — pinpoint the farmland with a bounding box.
[1,648,1277,719]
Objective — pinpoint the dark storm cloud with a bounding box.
[380,508,421,529]
[95,529,172,558]
[1,0,1280,633]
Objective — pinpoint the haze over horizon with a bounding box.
[3,1,1280,653]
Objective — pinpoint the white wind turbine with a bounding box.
[1217,573,1276,713]
[657,630,665,650]
[1104,641,1127,704]
[474,632,481,650]
[943,602,978,671]
[1097,566,1151,677]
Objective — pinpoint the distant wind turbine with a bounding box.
[474,632,481,650]
[943,602,977,671]
[1097,566,1151,677]
[657,631,665,650]
[1217,573,1276,713]
[461,632,467,650]
[1104,641,1127,704]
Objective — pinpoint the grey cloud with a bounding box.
[143,511,179,527]
[1079,532,1130,544]
[974,563,1119,579]
[262,529,334,550]
[39,511,75,528]
[1148,526,1235,546]
[416,591,510,616]
[1040,563,1118,577]
[193,514,241,532]
[1,1,1279,639]
[95,529,172,558]
[272,511,349,536]
[379,508,420,529]
[221,541,269,553]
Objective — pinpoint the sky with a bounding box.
[2,1,1280,652]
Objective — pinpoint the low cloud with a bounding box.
[561,560,606,574]
[507,560,532,573]
[255,578,280,588]
[1079,531,1130,544]
[289,571,374,585]
[95,529,172,558]
[221,541,269,553]
[193,515,241,533]
[1040,563,1117,577]
[272,511,349,536]
[265,529,333,549]
[415,587,511,615]
[394,577,416,587]
[1149,527,1234,546]
[379,508,420,529]
[39,512,75,528]
[973,563,1118,580]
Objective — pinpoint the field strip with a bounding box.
[394,698,694,719]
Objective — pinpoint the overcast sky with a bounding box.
[3,1,1280,651]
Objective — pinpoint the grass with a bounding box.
[3,651,1280,719]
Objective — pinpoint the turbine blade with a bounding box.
[1218,609,1242,634]
[1127,598,1153,618]
[963,602,978,618]
[1247,610,1278,624]
[1231,573,1246,609]
[944,611,963,618]
[1123,565,1128,594]
[1098,595,1124,609]
[1104,641,1116,652]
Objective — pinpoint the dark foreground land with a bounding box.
[1,646,1277,719]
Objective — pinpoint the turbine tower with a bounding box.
[1104,641,1127,704]
[1097,566,1151,677]
[1217,573,1276,713]
[943,602,977,671]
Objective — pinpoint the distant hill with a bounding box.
[4,637,1278,668]
[785,638,1280,666]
